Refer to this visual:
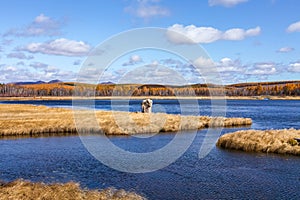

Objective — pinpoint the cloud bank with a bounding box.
[124,0,170,19]
[208,0,248,7]
[276,47,294,53]
[287,21,300,33]
[18,38,91,56]
[4,14,64,37]
[167,24,261,44]
[122,55,143,66]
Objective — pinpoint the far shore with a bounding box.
[0,95,300,101]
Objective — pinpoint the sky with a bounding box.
[0,0,300,85]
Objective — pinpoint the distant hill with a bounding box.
[99,81,115,84]
[13,80,62,85]
[13,81,46,85]
[48,79,62,84]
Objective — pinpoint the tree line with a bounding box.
[0,82,300,97]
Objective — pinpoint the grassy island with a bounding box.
[217,129,300,156]
[0,179,144,200]
[0,104,252,136]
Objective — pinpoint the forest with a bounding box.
[0,81,300,97]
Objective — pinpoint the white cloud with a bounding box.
[117,65,187,85]
[192,57,219,81]
[124,0,170,19]
[222,28,245,40]
[208,0,248,7]
[246,62,277,75]
[167,24,261,44]
[0,64,77,83]
[192,57,246,83]
[153,57,284,84]
[192,57,280,83]
[0,65,33,82]
[131,55,142,62]
[151,60,159,66]
[136,6,170,18]
[288,62,300,72]
[4,13,64,37]
[287,21,300,33]
[7,52,34,60]
[276,47,294,53]
[167,24,222,44]
[245,27,261,36]
[34,14,51,23]
[194,57,215,68]
[159,57,241,84]
[122,55,143,66]
[3,65,17,72]
[223,27,261,40]
[19,38,91,56]
[217,57,244,72]
[30,62,48,70]
[44,66,59,73]
[161,58,183,66]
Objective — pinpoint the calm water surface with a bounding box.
[0,99,299,199]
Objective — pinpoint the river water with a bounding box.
[0,99,299,199]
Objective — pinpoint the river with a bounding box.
[0,99,299,199]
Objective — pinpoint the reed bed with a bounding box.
[217,129,300,156]
[0,104,252,136]
[0,179,145,200]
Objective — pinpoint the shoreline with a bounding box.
[0,95,300,101]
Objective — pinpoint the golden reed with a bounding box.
[0,179,144,200]
[0,104,252,136]
[217,129,300,156]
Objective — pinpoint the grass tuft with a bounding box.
[217,129,300,156]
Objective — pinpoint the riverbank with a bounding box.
[217,129,300,156]
[0,95,300,101]
[0,179,144,200]
[0,104,251,136]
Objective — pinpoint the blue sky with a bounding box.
[0,0,299,84]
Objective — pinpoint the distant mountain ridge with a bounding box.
[10,80,300,87]
[47,79,62,84]
[99,81,115,84]
[12,80,62,85]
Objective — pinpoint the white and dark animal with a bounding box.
[141,99,153,113]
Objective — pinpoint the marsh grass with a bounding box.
[0,104,252,136]
[217,129,300,156]
[0,179,145,200]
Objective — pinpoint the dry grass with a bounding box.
[217,129,300,156]
[0,104,78,136]
[0,179,144,200]
[0,104,252,136]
